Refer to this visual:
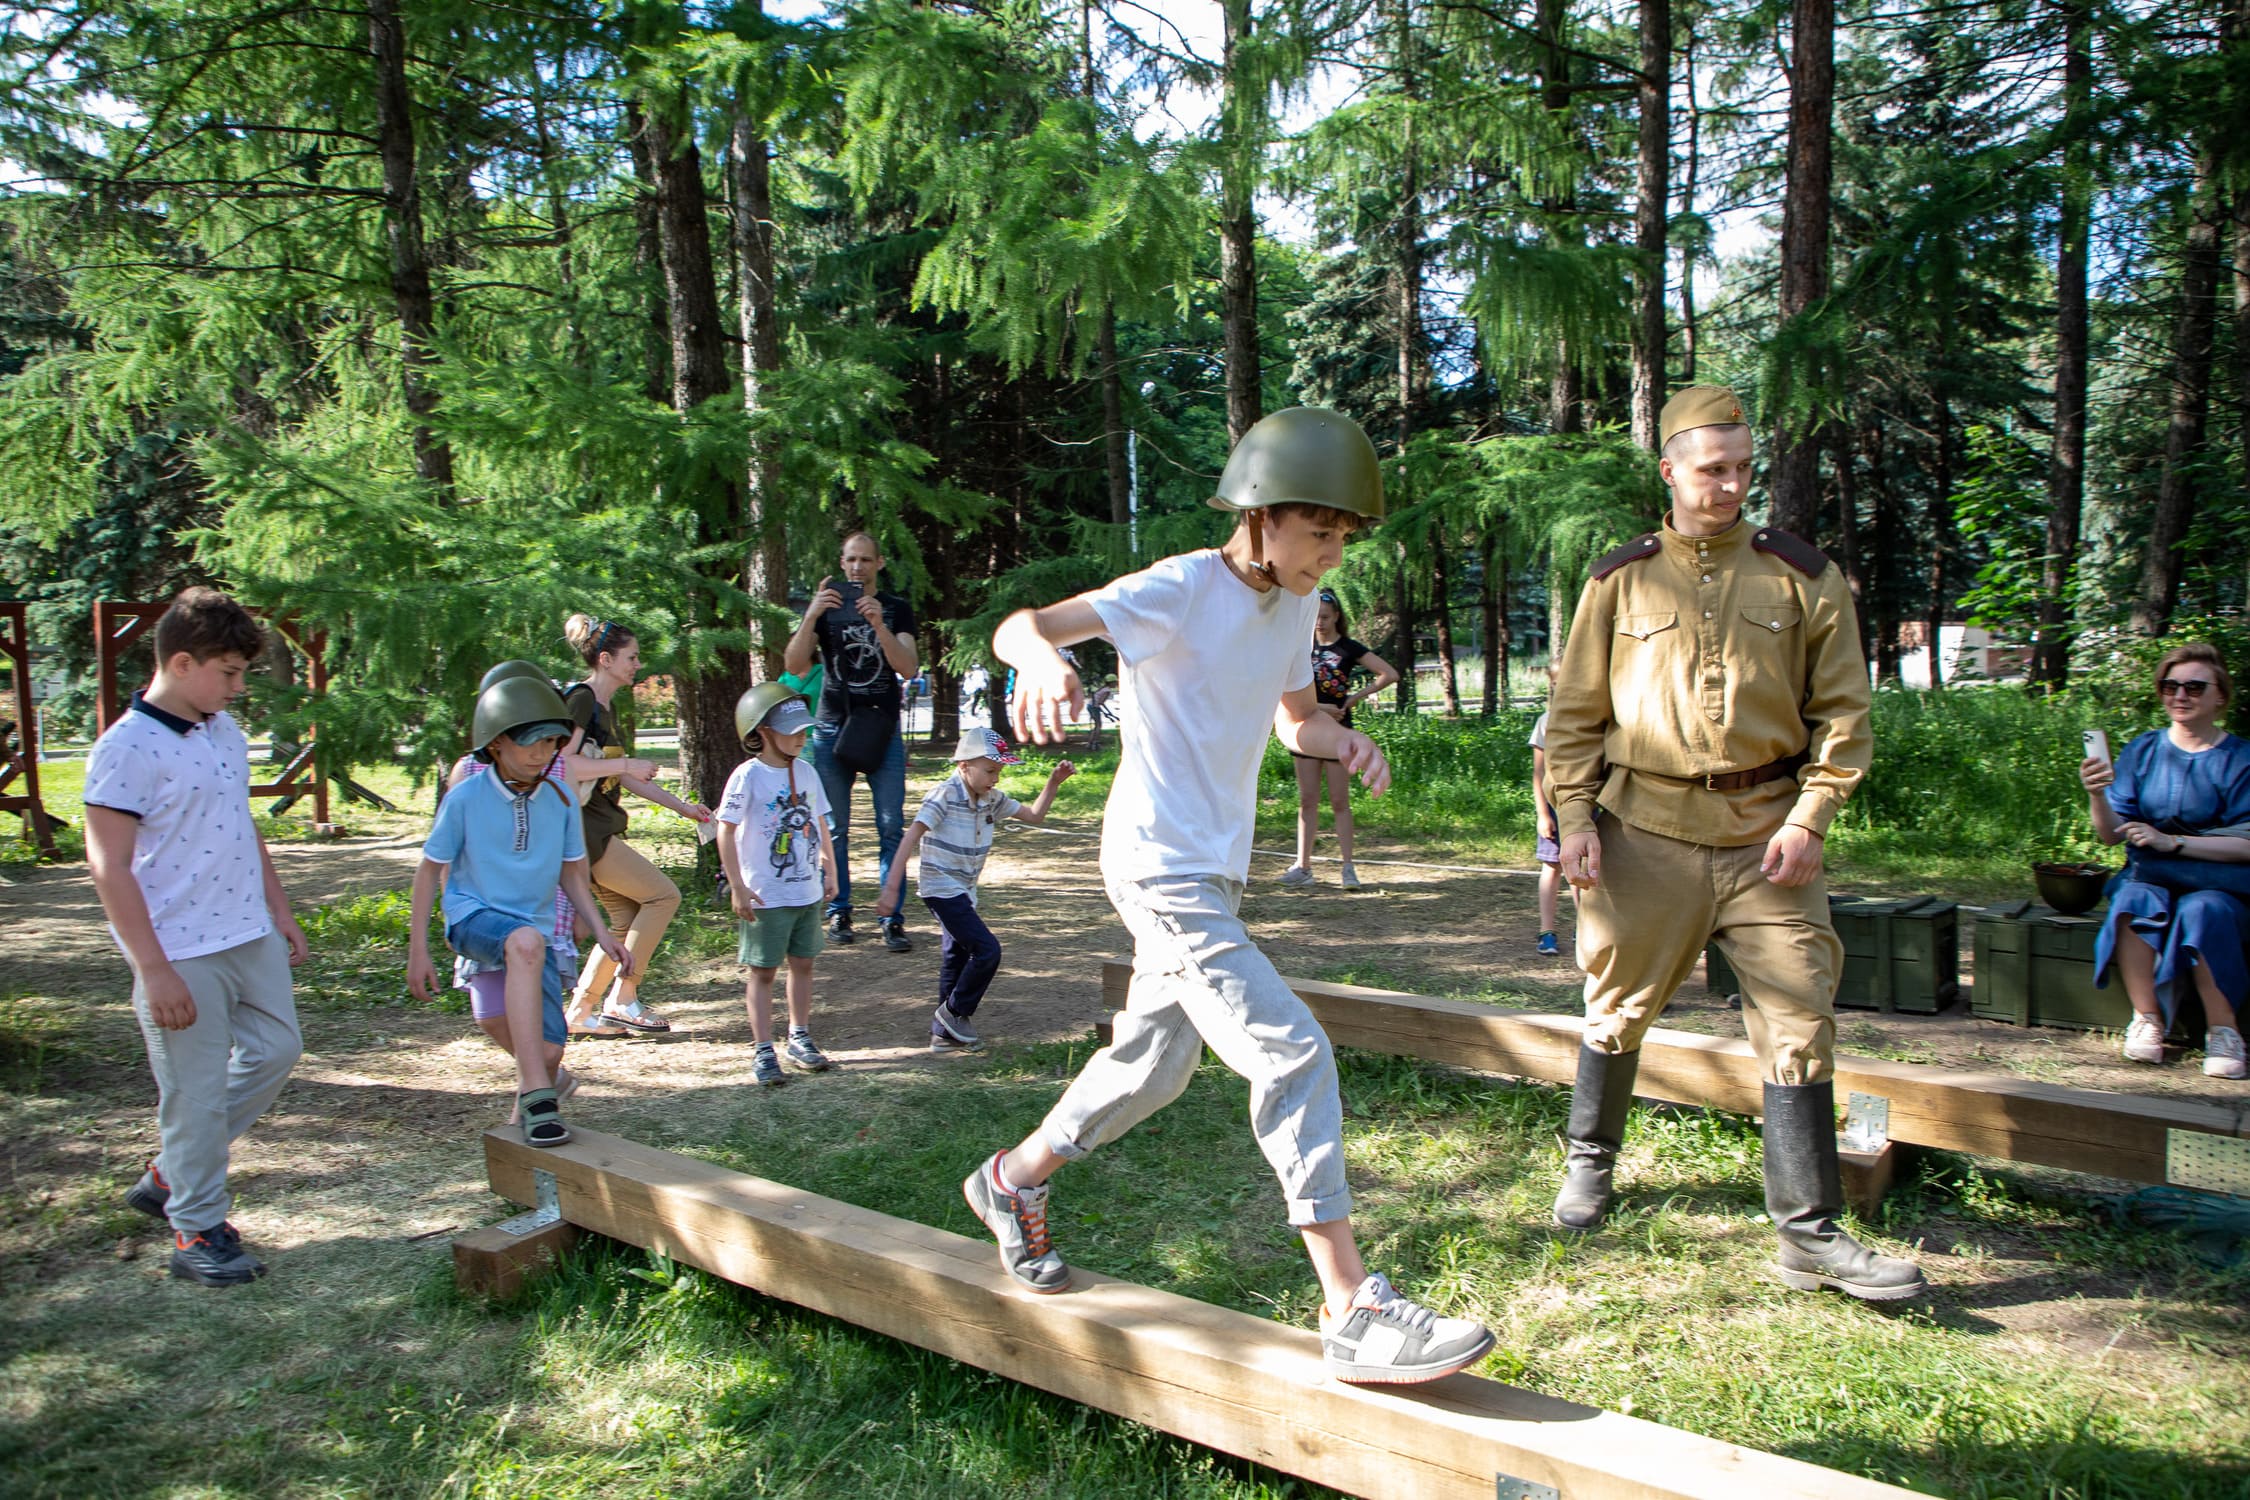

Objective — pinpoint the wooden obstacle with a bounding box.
[0,603,62,854]
[1101,962,2250,1197]
[466,1126,1918,1500]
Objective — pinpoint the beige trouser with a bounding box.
[574,838,681,1009]
[1576,810,1840,1085]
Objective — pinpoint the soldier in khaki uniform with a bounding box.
[1543,386,1924,1301]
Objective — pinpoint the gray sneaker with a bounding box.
[962,1152,1069,1294]
[933,1004,981,1048]
[753,1045,787,1087]
[783,1033,833,1072]
[1338,861,1361,889]
[1279,865,1314,887]
[1319,1273,1494,1384]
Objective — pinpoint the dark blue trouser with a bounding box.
[924,893,1002,1017]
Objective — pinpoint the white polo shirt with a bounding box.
[82,692,274,962]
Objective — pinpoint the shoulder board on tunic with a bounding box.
[1751,527,1831,578]
[1589,533,1660,581]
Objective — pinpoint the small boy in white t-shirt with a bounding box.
[964,408,1494,1386]
[873,728,1074,1052]
[717,684,839,1087]
[83,588,309,1287]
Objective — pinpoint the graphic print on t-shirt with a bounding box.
[766,780,820,882]
[830,613,886,693]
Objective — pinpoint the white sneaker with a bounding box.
[2203,1026,2247,1080]
[1319,1273,1494,1385]
[1279,865,1314,887]
[2122,1015,2166,1064]
[1338,862,1361,889]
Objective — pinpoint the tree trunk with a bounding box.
[2033,0,2091,692]
[1831,420,1865,658]
[1393,550,1418,712]
[729,105,788,680]
[2134,172,2224,637]
[1866,421,1901,684]
[1770,0,1833,538]
[1536,0,1584,436]
[624,101,670,405]
[1927,395,1954,689]
[367,0,453,491]
[1479,530,1502,715]
[2234,187,2250,508]
[1219,0,1262,444]
[1629,0,1671,451]
[642,92,749,808]
[1678,33,1701,384]
[1098,305,1131,524]
[1431,534,1461,714]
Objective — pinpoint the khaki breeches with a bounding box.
[574,838,681,1004]
[1576,810,1840,1085]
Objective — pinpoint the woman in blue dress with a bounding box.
[2081,641,2250,1080]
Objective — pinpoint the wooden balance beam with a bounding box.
[470,1126,1917,1500]
[1099,962,2250,1195]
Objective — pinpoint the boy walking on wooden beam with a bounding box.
[1544,386,1924,1300]
[965,408,1495,1386]
[86,588,309,1287]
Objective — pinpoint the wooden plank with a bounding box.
[484,1127,1916,1500]
[1099,961,2250,1188]
[452,1218,582,1299]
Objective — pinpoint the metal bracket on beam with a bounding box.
[495,1169,561,1235]
[2167,1130,2250,1198]
[1495,1477,1560,1500]
[1841,1092,1891,1154]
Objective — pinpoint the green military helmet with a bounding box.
[471,675,575,758]
[1207,406,1385,522]
[478,658,549,693]
[735,680,814,743]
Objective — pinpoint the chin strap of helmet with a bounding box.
[1242,511,1277,589]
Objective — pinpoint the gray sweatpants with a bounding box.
[132,930,301,1235]
[1040,874,1351,1225]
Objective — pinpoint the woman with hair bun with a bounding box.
[558,613,713,1035]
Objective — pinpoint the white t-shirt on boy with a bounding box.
[1085,549,1317,884]
[717,757,833,909]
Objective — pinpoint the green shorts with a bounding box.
[738,902,825,968]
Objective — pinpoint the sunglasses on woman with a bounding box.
[2158,677,2214,698]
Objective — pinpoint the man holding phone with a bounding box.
[785,531,921,951]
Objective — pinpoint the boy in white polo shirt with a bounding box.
[84,588,309,1288]
[965,408,1495,1386]
[873,729,1073,1052]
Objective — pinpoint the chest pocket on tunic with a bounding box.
[1739,588,1801,638]
[1616,611,1678,643]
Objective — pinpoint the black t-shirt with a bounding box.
[1311,635,1369,722]
[813,590,917,730]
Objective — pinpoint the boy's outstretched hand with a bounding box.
[407,947,439,1004]
[1012,654,1083,745]
[1047,759,1077,786]
[1338,730,1391,796]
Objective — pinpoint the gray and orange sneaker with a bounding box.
[170,1223,267,1287]
[124,1163,170,1222]
[1319,1273,1493,1384]
[962,1152,1069,1294]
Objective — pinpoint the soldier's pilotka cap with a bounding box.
[1659,385,1749,447]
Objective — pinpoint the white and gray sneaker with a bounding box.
[1338,861,1361,889]
[2123,1015,2167,1064]
[2203,1025,2247,1080]
[1279,865,1314,887]
[1319,1273,1494,1385]
[933,1004,982,1049]
[962,1152,1070,1294]
[783,1032,833,1072]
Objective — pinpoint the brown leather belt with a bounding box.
[1698,752,1807,793]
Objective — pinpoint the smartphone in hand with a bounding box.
[831,577,864,620]
[2083,729,2112,767]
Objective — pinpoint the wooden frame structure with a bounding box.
[1099,962,2250,1196]
[0,603,62,853]
[468,1127,1919,1500]
[93,599,331,826]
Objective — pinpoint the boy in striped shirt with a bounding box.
[874,729,1072,1051]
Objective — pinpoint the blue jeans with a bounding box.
[448,908,567,1046]
[810,723,907,920]
[924,893,1002,1016]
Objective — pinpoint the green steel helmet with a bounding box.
[470,675,574,758]
[478,658,549,694]
[1208,406,1385,522]
[734,680,813,743]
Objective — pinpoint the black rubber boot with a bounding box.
[1762,1081,1926,1301]
[1551,1046,1640,1231]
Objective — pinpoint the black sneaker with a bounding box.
[170,1222,267,1287]
[880,917,913,953]
[827,913,856,945]
[124,1164,170,1222]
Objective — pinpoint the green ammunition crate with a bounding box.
[1706,895,1960,1014]
[1970,899,2205,1043]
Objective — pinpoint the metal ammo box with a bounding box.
[1706,894,1959,1014]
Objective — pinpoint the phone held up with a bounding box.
[2083,728,2112,768]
